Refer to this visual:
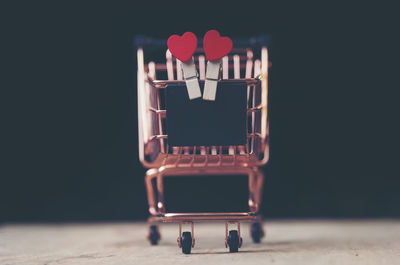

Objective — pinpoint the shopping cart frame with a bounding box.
[137,40,270,253]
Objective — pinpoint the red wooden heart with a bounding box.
[167,32,197,63]
[203,30,233,61]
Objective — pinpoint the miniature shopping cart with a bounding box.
[136,36,270,254]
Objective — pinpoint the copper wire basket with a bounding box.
[136,37,270,253]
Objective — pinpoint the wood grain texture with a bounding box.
[1,220,399,265]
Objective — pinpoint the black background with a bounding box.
[1,1,399,222]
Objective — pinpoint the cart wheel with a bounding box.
[251,222,262,243]
[149,225,160,245]
[227,230,240,253]
[180,232,192,254]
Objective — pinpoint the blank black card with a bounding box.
[165,82,247,147]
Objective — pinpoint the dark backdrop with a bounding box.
[2,1,399,222]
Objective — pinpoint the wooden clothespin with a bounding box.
[203,30,233,101]
[167,32,201,100]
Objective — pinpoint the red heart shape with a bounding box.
[167,32,197,63]
[203,30,233,61]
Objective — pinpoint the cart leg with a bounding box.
[248,169,257,212]
[250,168,265,242]
[145,169,159,215]
[145,169,166,214]
[254,168,264,211]
[255,168,265,237]
[145,169,163,245]
[156,172,166,213]
[248,167,264,213]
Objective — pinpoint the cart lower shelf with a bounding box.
[147,212,265,254]
[148,212,258,222]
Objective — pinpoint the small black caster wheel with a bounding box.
[227,230,241,253]
[181,231,192,254]
[149,225,160,245]
[251,222,263,243]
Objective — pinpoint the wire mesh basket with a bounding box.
[138,44,269,169]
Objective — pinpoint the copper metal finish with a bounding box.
[137,45,270,246]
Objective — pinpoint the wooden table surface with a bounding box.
[1,220,399,265]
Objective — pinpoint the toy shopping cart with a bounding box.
[136,36,270,254]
